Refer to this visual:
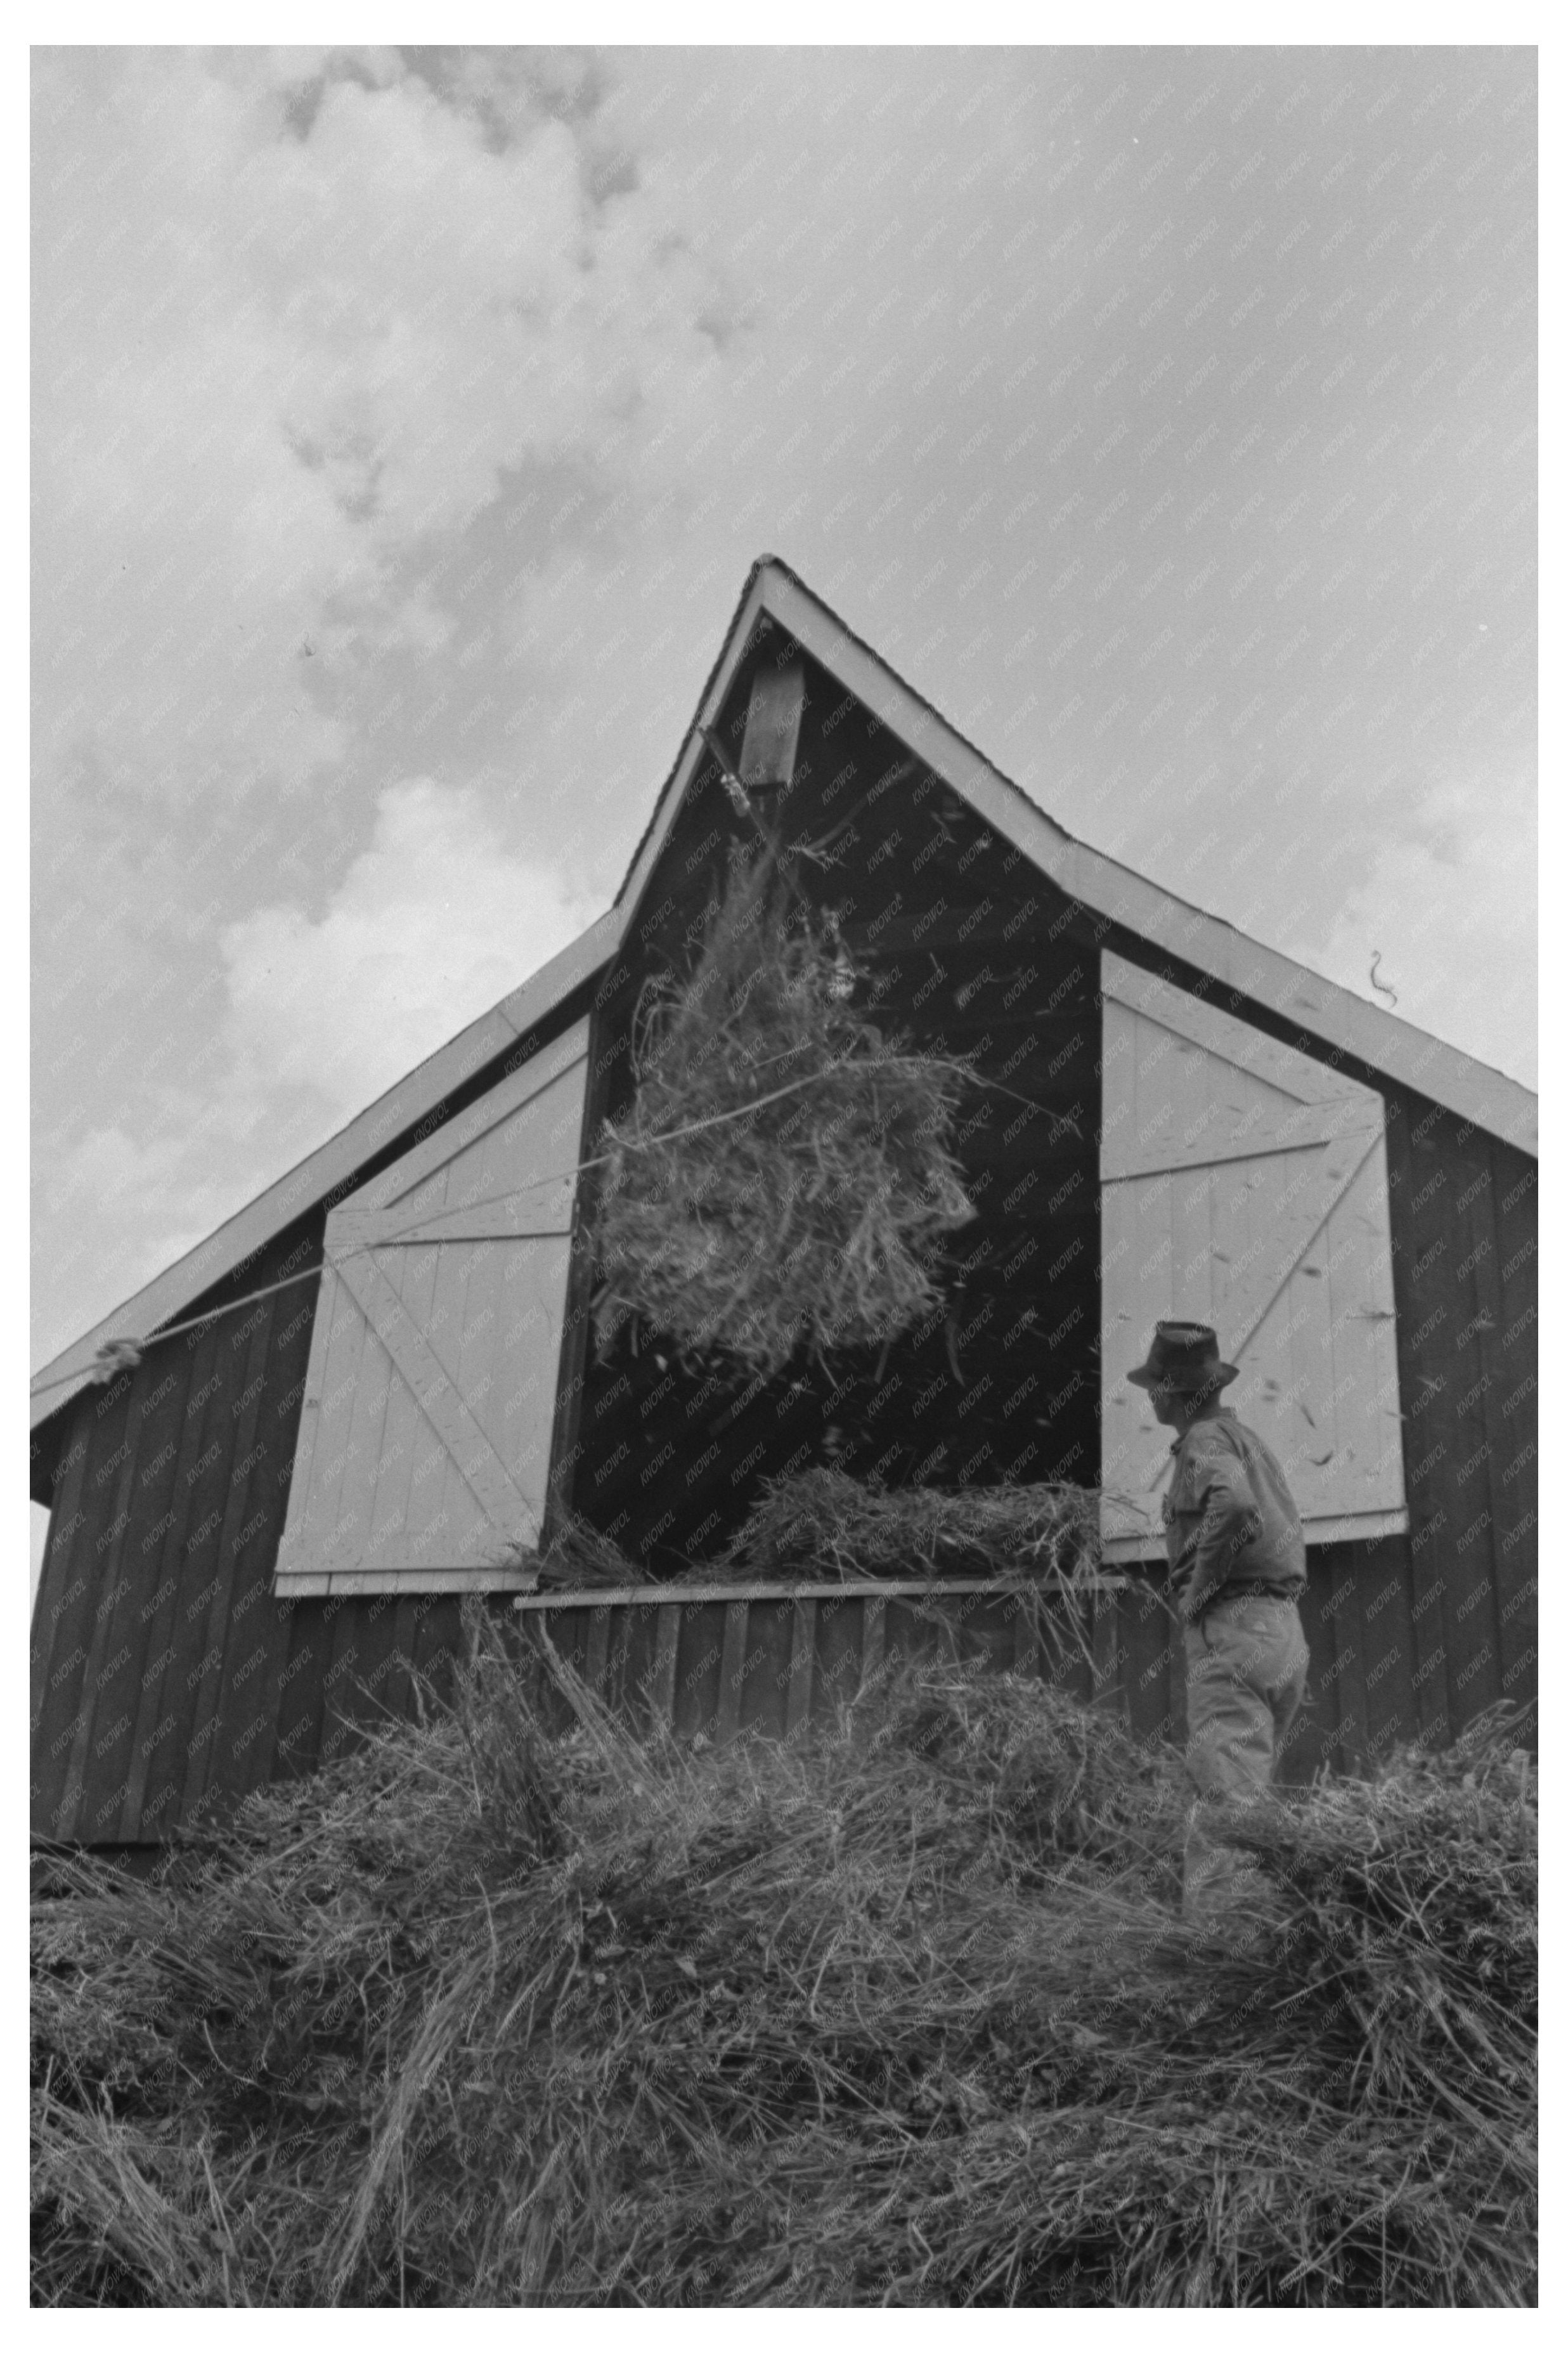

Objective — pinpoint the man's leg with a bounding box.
[1264,1605,1310,1765]
[1181,1597,1304,1921]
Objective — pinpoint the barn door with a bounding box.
[1099,954,1406,1560]
[273,1019,590,1596]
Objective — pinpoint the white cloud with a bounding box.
[219,776,600,1118]
[32,49,730,805]
[31,45,734,1364]
[33,777,600,1363]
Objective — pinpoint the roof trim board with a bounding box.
[33,554,1536,1434]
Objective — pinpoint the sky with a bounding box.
[32,43,1537,1382]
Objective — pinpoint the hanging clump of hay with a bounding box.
[592,848,976,1378]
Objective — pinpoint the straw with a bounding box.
[592,848,976,1379]
[33,1602,1535,2307]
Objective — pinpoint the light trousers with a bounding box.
[1181,1591,1309,1921]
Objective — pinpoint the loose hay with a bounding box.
[32,1610,1535,2307]
[592,850,976,1378]
[694,1466,1107,1671]
[517,1511,651,1591]
[717,1466,1101,1586]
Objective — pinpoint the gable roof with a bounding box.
[32,555,1536,1434]
[623,557,1538,1154]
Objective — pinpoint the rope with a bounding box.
[372,1055,1079,1246]
[30,1054,1082,1401]
[27,1265,340,1398]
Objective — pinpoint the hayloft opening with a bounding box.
[566,621,1103,1576]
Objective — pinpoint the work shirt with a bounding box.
[1161,1407,1307,1623]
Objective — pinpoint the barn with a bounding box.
[30,555,1538,1861]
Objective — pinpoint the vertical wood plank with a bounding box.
[312,1593,372,1780]
[583,1604,612,1697]
[57,1375,154,1841]
[860,1597,886,1695]
[1326,1552,1369,1775]
[1091,1585,1130,1725]
[1382,1101,1454,1749]
[673,1602,725,1740]
[606,1604,637,1718]
[739,1600,794,1738]
[29,1403,95,1771]
[1121,1580,1169,1746]
[269,1602,330,1784]
[178,1302,278,1824]
[215,1272,323,1807]
[72,1364,198,1844]
[647,1604,680,1731]
[409,1596,465,1721]
[1356,1537,1417,1768]
[1012,1596,1040,1679]
[785,1598,816,1739]
[1475,1139,1536,1714]
[385,1593,424,1730]
[716,1600,749,1743]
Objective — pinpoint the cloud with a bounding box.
[31,44,735,1363]
[32,48,731,806]
[1286,763,1537,1089]
[219,776,600,1118]
[34,777,600,1362]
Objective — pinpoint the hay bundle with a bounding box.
[32,1616,1536,2307]
[592,852,975,1377]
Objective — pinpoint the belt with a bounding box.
[1198,1583,1304,1609]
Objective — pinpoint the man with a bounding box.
[1129,1321,1310,1925]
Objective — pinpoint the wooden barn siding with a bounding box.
[29,1240,482,1849]
[497,1545,1415,1786]
[32,1356,1515,1853]
[30,985,600,1848]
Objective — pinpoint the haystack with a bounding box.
[32,1611,1536,2307]
[592,850,975,1378]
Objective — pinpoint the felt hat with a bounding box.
[1127,1321,1239,1396]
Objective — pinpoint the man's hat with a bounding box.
[1128,1321,1239,1396]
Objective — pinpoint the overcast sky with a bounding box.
[31,44,1536,1371]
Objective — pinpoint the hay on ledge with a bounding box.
[512,1512,652,1591]
[592,851,976,1379]
[715,1466,1100,1588]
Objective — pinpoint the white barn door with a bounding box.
[275,1020,590,1596]
[1099,954,1406,1560]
